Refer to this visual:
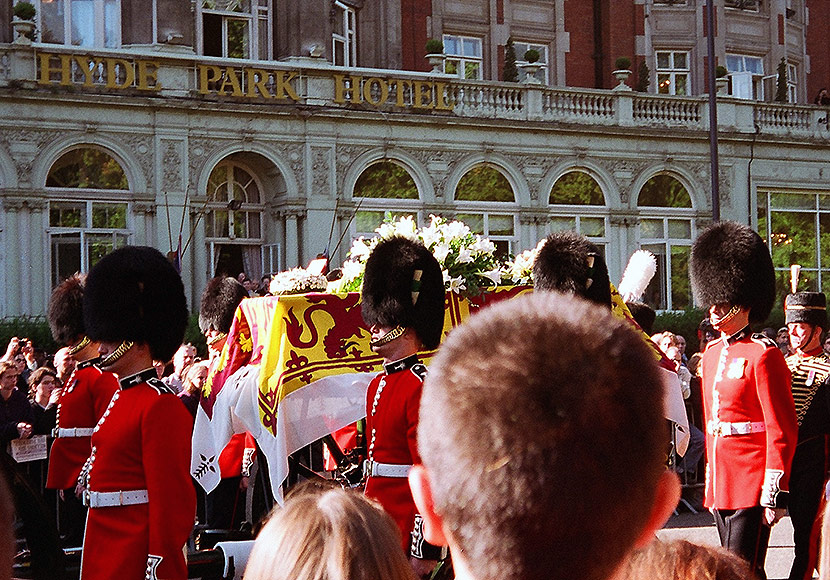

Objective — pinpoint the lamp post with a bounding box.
[706,0,720,222]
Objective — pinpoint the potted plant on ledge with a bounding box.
[521,49,542,84]
[715,65,729,95]
[613,57,632,89]
[425,39,445,74]
[12,1,36,45]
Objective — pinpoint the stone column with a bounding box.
[284,211,300,269]
[3,200,22,316]
[26,199,47,314]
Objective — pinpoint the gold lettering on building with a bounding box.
[37,53,160,91]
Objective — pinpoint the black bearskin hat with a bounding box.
[361,236,445,350]
[785,292,828,329]
[532,231,612,308]
[199,277,247,335]
[83,246,188,363]
[690,221,775,323]
[48,273,86,346]
[626,301,656,335]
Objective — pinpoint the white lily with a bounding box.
[433,242,451,264]
[443,220,470,240]
[482,267,502,285]
[349,238,371,260]
[448,275,467,293]
[394,215,418,238]
[457,247,474,264]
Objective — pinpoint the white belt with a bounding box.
[53,427,94,438]
[364,460,412,478]
[707,420,766,437]
[83,489,149,508]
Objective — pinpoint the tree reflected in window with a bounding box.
[46,148,128,190]
[354,162,419,199]
[455,165,514,202]
[638,174,691,207]
[550,171,604,205]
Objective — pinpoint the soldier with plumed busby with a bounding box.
[78,246,195,580]
[45,273,119,547]
[690,220,798,579]
[360,236,445,576]
[782,265,830,580]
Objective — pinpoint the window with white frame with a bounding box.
[548,171,608,254]
[36,0,121,47]
[637,174,694,310]
[454,165,517,259]
[199,0,273,60]
[443,34,483,80]
[205,161,266,279]
[725,0,759,11]
[656,51,690,96]
[351,161,420,239]
[332,1,357,67]
[514,41,549,85]
[726,54,764,100]
[787,62,798,103]
[45,147,132,286]
[758,190,830,306]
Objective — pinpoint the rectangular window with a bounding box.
[443,34,483,80]
[639,217,694,310]
[49,201,130,287]
[514,42,549,85]
[787,63,797,103]
[656,50,690,96]
[455,212,515,260]
[35,0,120,47]
[726,54,764,100]
[725,0,759,10]
[200,0,272,60]
[332,1,357,67]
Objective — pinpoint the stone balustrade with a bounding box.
[1,42,829,140]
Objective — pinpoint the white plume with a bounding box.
[618,249,657,302]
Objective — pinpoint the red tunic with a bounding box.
[701,329,798,510]
[81,375,196,580]
[364,355,425,551]
[46,361,119,490]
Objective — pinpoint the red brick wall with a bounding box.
[401,0,431,71]
[806,0,830,102]
[563,0,597,87]
[602,1,637,89]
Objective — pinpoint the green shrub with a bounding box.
[13,1,36,21]
[425,39,444,55]
[614,56,631,70]
[653,307,786,354]
[715,65,728,78]
[0,317,57,355]
[524,49,540,64]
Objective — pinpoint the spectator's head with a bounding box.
[532,231,612,308]
[28,367,59,404]
[0,361,19,400]
[244,487,416,580]
[84,246,188,375]
[698,319,717,350]
[199,277,247,353]
[410,293,680,580]
[52,347,76,384]
[172,344,197,375]
[777,327,790,347]
[621,539,757,580]
[675,334,686,356]
[181,361,210,396]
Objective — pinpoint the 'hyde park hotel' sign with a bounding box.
[36,52,455,112]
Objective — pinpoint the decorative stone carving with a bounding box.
[122,134,154,186]
[187,136,225,192]
[15,159,33,184]
[607,159,648,205]
[409,149,464,201]
[510,154,548,202]
[133,202,157,216]
[310,146,332,197]
[161,139,183,192]
[334,144,370,192]
[271,142,304,190]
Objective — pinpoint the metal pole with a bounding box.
[706,0,720,222]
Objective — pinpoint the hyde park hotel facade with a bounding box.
[1,0,830,316]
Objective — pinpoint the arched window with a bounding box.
[205,161,266,280]
[351,161,421,238]
[46,147,131,287]
[637,174,695,310]
[548,170,608,253]
[454,164,517,258]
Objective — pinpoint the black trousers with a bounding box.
[204,476,244,530]
[713,506,771,580]
[788,437,825,580]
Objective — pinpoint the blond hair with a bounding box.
[244,487,417,580]
[621,538,757,580]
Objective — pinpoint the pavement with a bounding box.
[658,506,804,580]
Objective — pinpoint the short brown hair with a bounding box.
[621,539,757,580]
[244,487,417,580]
[28,367,58,394]
[418,293,668,580]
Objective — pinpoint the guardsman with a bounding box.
[783,267,830,580]
[45,273,119,547]
[78,247,195,580]
[690,221,798,580]
[361,236,445,577]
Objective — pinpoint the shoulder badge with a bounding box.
[410,363,428,382]
[750,333,777,349]
[146,378,175,396]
